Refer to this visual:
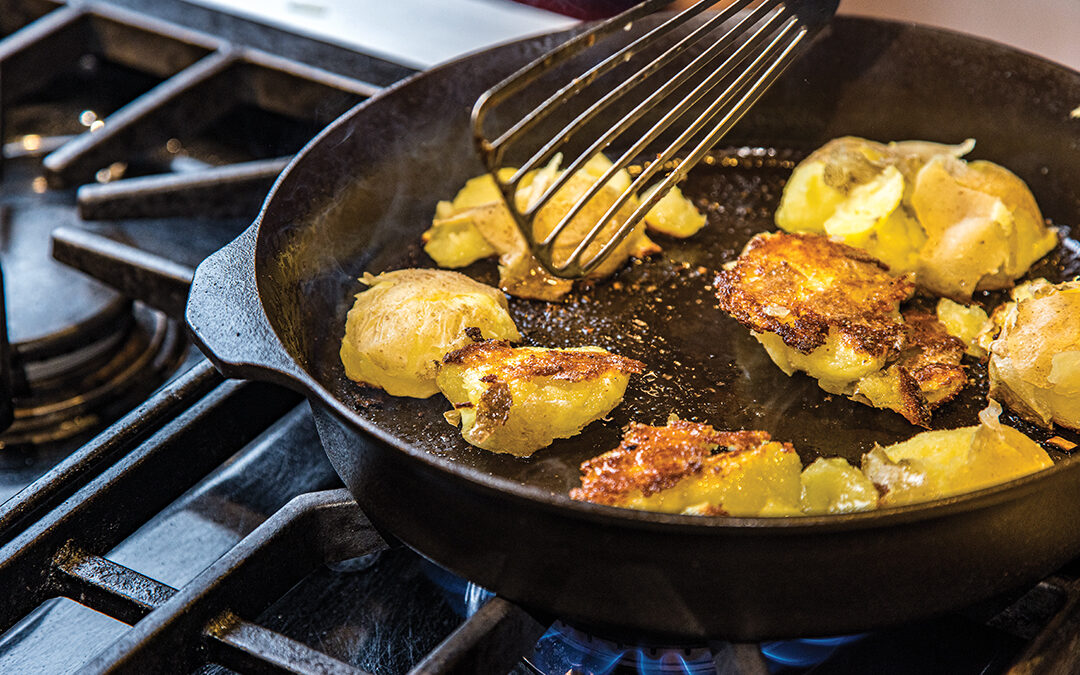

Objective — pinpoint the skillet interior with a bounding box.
[257,16,1080,490]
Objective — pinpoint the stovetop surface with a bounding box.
[0,1,1078,674]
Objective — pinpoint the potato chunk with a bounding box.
[339,269,520,398]
[800,457,878,515]
[422,155,659,301]
[936,298,993,358]
[716,232,965,425]
[571,420,802,516]
[436,339,644,456]
[775,136,1057,299]
[988,279,1080,431]
[640,183,707,237]
[862,401,1052,507]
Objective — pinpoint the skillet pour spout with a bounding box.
[186,15,1080,640]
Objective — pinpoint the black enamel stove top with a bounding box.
[0,1,1078,673]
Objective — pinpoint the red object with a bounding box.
[512,0,641,20]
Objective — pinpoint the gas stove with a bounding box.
[0,1,1079,673]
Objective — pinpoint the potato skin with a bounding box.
[775,136,1057,300]
[339,269,520,398]
[989,279,1080,431]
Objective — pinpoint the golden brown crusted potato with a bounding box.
[571,419,802,516]
[715,231,913,356]
[775,136,1057,300]
[572,407,1052,516]
[716,232,964,425]
[988,278,1080,431]
[436,339,644,456]
[339,269,520,398]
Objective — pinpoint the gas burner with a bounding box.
[525,621,718,675]
[0,149,188,448]
[3,301,187,446]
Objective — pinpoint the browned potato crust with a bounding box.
[715,232,912,356]
[572,420,774,506]
[715,232,966,426]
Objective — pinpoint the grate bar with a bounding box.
[0,360,220,546]
[76,156,292,219]
[51,225,196,318]
[0,377,302,634]
[0,5,88,102]
[1008,580,1080,674]
[42,47,240,187]
[207,611,371,675]
[409,597,549,675]
[54,545,178,625]
[81,489,387,674]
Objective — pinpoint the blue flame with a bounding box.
[760,634,865,669]
[529,622,718,674]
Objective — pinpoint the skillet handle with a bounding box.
[185,225,310,391]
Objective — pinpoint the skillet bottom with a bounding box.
[327,147,1079,493]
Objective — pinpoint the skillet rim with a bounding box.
[234,15,1080,534]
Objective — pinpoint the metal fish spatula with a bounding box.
[471,0,838,278]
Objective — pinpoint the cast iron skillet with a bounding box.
[185,16,1080,641]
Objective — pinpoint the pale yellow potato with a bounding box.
[755,329,891,396]
[421,154,659,301]
[862,401,1053,507]
[936,298,992,358]
[640,183,707,237]
[989,278,1080,430]
[911,156,1057,299]
[421,214,496,268]
[339,269,520,398]
[800,457,878,515]
[775,136,1057,299]
[436,340,643,456]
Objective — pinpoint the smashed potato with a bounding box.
[339,269,520,398]
[640,183,707,237]
[799,457,878,515]
[572,405,1052,517]
[936,298,993,358]
[436,339,644,456]
[570,420,802,516]
[863,401,1053,507]
[775,136,1057,300]
[423,154,707,301]
[988,279,1080,431]
[715,232,965,425]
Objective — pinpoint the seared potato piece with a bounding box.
[800,457,878,515]
[989,279,1080,431]
[716,232,964,425]
[862,401,1052,507]
[571,420,802,516]
[436,339,644,456]
[422,154,658,301]
[776,136,1057,299]
[340,270,520,398]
